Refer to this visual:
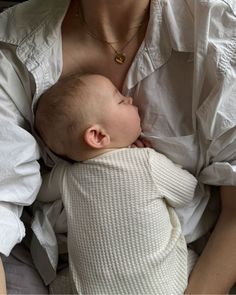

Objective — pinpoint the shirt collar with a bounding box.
[17,0,70,71]
[124,0,194,91]
[0,0,70,69]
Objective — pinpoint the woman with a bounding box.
[0,0,236,293]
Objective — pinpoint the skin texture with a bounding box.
[185,186,236,294]
[36,74,142,162]
[61,0,150,90]
[0,257,6,294]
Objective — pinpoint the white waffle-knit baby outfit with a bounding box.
[47,148,197,294]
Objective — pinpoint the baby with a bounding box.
[35,73,197,294]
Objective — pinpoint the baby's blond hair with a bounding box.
[35,73,97,157]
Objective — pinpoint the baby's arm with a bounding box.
[37,161,67,202]
[148,149,197,207]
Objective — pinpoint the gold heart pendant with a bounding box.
[115,53,126,64]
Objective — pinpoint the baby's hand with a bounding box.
[131,137,152,148]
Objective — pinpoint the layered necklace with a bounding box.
[77,7,147,65]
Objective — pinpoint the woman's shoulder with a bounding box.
[0,0,70,46]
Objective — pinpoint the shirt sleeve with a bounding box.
[31,161,68,285]
[193,0,236,186]
[148,149,197,208]
[0,46,41,256]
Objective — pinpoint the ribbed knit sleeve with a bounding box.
[37,160,69,202]
[148,149,197,207]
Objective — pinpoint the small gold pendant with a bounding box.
[115,53,126,64]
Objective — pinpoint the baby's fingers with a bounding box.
[131,138,152,148]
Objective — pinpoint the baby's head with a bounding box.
[35,74,141,161]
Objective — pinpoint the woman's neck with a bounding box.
[78,0,150,42]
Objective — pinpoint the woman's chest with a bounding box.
[60,35,141,91]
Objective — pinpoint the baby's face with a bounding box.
[86,75,142,147]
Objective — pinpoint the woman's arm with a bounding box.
[0,48,41,257]
[185,186,236,294]
[0,257,6,294]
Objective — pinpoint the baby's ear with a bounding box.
[84,125,110,149]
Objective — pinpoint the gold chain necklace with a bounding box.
[78,9,147,64]
[85,28,143,64]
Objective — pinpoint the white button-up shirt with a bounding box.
[0,0,236,275]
